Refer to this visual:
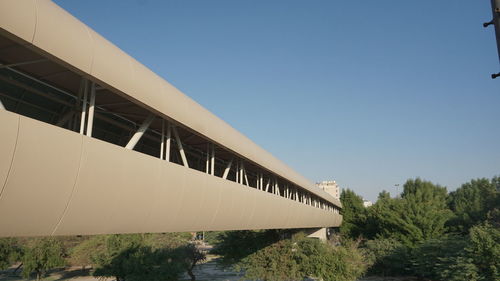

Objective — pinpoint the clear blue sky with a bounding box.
[55,0,499,201]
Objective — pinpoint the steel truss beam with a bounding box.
[125,114,155,150]
[0,59,48,69]
[172,125,189,168]
[222,159,233,179]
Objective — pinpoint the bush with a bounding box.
[22,238,65,280]
[235,234,366,281]
[467,223,500,280]
[213,230,281,267]
[93,245,187,281]
[362,224,500,281]
[0,238,22,270]
[362,238,410,276]
[91,233,203,281]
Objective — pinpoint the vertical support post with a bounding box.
[492,0,500,64]
[160,119,165,160]
[205,144,210,173]
[235,161,239,183]
[165,122,171,161]
[210,144,215,175]
[239,161,243,185]
[86,82,96,137]
[172,126,189,168]
[486,0,500,77]
[70,78,84,130]
[79,79,88,134]
[265,179,270,192]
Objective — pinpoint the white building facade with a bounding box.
[316,180,340,200]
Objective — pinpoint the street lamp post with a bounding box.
[485,0,500,78]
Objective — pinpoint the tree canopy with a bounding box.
[339,189,367,239]
[447,177,499,233]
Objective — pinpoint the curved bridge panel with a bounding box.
[0,111,341,237]
[0,112,82,236]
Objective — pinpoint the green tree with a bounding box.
[340,189,367,239]
[22,238,65,280]
[362,191,393,239]
[373,179,452,246]
[448,177,498,233]
[377,190,391,201]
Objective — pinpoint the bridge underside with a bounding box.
[0,0,341,237]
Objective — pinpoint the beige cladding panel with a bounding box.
[0,0,36,43]
[0,111,19,193]
[294,201,313,228]
[0,114,342,237]
[248,193,275,229]
[53,137,127,236]
[241,187,259,229]
[105,151,161,234]
[242,187,260,229]
[142,162,186,233]
[283,200,301,229]
[0,116,82,237]
[158,83,190,126]
[208,181,239,230]
[311,208,325,228]
[33,0,93,73]
[182,101,208,137]
[195,174,223,230]
[230,186,256,230]
[274,196,294,228]
[89,31,135,95]
[171,169,207,231]
[130,59,165,111]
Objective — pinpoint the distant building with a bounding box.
[363,200,373,208]
[316,180,340,200]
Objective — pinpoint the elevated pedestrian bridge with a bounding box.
[0,0,341,237]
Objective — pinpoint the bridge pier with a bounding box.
[305,228,330,241]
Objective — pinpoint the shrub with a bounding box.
[22,238,65,280]
[235,234,366,281]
